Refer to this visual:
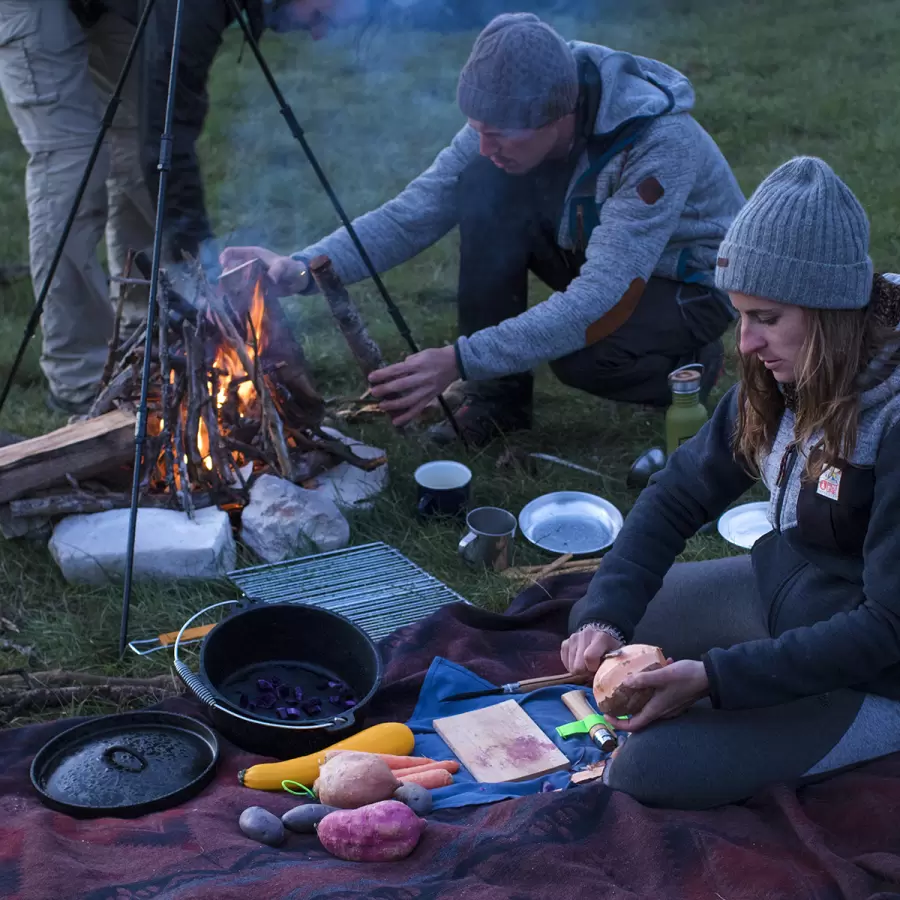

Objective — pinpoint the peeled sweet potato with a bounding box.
[592,644,667,717]
[317,800,426,862]
[314,751,401,809]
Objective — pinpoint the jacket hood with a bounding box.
[858,273,900,413]
[569,41,695,136]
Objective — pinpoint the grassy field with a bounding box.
[0,0,898,722]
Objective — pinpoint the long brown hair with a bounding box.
[733,301,899,479]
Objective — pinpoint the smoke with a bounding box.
[206,0,600,256]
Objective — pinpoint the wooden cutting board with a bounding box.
[433,699,570,783]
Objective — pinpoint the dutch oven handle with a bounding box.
[173,601,355,733]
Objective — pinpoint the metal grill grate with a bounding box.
[226,542,469,641]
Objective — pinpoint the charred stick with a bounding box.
[101,249,135,387]
[183,322,205,476]
[157,276,178,502]
[307,426,387,471]
[88,365,137,418]
[116,323,148,366]
[200,369,231,490]
[9,490,213,518]
[309,255,385,377]
[172,374,194,517]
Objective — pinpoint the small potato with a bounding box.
[282,803,339,834]
[239,806,285,847]
[393,783,433,816]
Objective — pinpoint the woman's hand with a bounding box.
[561,627,623,675]
[368,346,459,426]
[218,246,309,297]
[616,660,709,732]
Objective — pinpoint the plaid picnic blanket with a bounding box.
[1,575,899,899]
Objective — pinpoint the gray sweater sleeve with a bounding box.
[569,386,755,637]
[457,114,702,380]
[292,126,478,290]
[703,423,900,710]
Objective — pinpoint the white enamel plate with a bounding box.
[717,501,773,550]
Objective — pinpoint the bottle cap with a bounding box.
[668,364,703,395]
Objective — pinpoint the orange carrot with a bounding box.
[398,769,454,789]
[323,750,435,769]
[392,760,460,778]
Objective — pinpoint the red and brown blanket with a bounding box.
[1,575,900,899]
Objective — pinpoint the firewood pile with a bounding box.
[0,255,388,527]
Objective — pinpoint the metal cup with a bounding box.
[458,507,517,572]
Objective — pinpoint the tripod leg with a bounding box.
[222,0,466,446]
[0,0,159,420]
[119,0,188,658]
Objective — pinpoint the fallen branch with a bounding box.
[0,670,178,691]
[1,683,181,724]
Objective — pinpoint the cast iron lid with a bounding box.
[31,710,219,818]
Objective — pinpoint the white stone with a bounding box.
[241,474,350,563]
[49,507,236,585]
[316,428,388,510]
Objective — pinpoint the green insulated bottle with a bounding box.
[665,365,709,457]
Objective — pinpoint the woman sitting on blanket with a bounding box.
[561,156,900,809]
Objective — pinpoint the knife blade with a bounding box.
[442,671,588,702]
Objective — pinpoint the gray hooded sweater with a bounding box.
[570,274,900,712]
[293,42,745,379]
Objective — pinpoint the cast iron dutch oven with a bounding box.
[175,600,383,759]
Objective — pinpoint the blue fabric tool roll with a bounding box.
[407,657,620,810]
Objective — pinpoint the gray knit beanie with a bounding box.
[715,157,873,309]
[457,13,578,130]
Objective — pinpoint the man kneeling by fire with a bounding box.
[222,12,744,447]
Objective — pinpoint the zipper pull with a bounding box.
[576,204,585,253]
[776,448,791,486]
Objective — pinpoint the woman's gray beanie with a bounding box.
[715,156,873,309]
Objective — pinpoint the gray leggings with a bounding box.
[605,555,900,809]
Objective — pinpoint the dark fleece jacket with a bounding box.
[570,274,900,711]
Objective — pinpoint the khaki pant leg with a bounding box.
[86,10,154,330]
[0,0,112,405]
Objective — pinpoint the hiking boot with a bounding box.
[697,339,725,403]
[427,383,533,448]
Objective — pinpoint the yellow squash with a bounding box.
[238,722,416,791]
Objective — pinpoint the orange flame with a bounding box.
[193,278,266,473]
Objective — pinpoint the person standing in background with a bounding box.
[0,0,155,415]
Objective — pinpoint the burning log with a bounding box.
[309,255,386,377]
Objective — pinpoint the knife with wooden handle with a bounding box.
[561,689,618,751]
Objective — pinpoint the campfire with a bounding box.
[0,255,386,527]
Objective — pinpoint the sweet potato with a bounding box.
[314,751,401,809]
[397,769,454,789]
[593,644,667,717]
[317,800,426,862]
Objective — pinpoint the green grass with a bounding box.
[0,0,897,722]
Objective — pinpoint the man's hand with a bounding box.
[616,660,709,732]
[560,627,623,675]
[218,246,308,297]
[368,346,459,427]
